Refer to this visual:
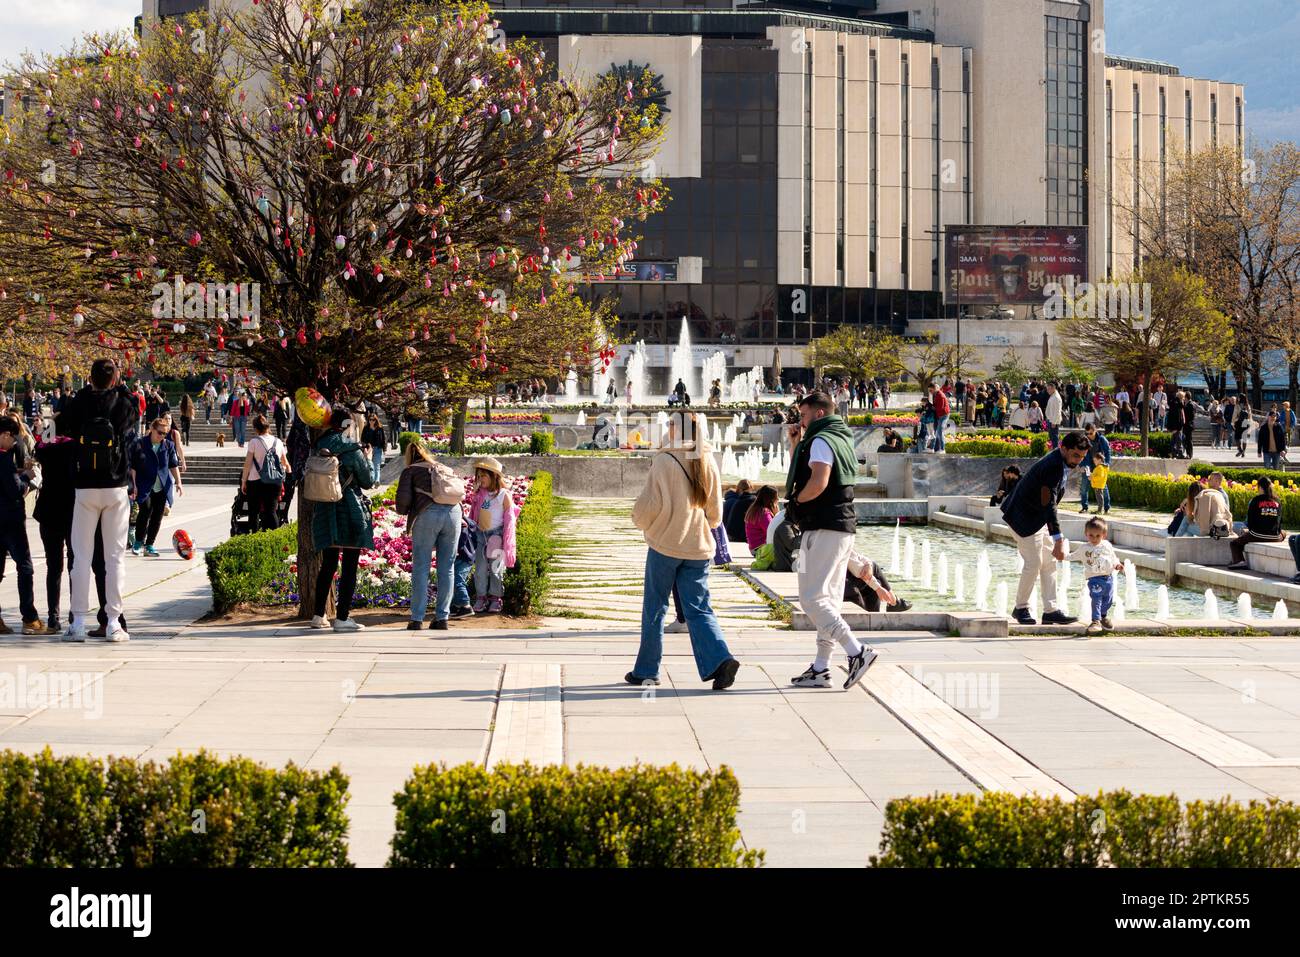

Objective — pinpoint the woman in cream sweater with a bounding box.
[627,414,741,691]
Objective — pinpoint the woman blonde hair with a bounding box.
[663,411,712,509]
[404,440,434,467]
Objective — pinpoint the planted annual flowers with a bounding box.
[273,474,533,608]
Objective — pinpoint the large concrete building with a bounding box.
[135,0,1244,384]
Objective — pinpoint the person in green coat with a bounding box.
[310,406,375,632]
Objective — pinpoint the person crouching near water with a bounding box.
[627,412,741,691]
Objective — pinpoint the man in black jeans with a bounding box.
[0,418,47,635]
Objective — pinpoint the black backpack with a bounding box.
[77,413,122,480]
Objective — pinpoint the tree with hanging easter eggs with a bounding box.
[0,0,667,616]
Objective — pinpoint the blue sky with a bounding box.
[0,1,1296,143]
[1105,0,1299,144]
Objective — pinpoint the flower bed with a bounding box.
[1106,470,1300,526]
[469,411,551,424]
[272,474,534,609]
[422,433,531,455]
[847,413,919,428]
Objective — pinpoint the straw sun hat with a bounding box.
[471,456,506,478]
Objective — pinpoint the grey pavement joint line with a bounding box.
[1029,663,1300,768]
[858,664,1074,798]
[2,662,124,729]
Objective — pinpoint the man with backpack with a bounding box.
[59,358,139,642]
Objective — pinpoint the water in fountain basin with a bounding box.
[1059,557,1071,594]
[1237,593,1253,619]
[937,553,949,594]
[1113,599,1127,623]
[954,564,966,603]
[994,582,1008,617]
[1078,580,1090,622]
[1274,599,1289,621]
[1156,585,1170,620]
[1204,589,1220,620]
[903,535,916,580]
[921,542,933,590]
[890,526,901,576]
[1029,587,1040,623]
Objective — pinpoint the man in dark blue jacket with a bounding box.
[1001,431,1091,625]
[0,418,46,634]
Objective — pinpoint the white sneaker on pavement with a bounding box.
[105,625,130,643]
[332,618,364,632]
[310,615,331,629]
[664,620,689,633]
[63,620,88,643]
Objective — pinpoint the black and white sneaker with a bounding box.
[844,647,878,689]
[449,605,475,620]
[790,666,832,689]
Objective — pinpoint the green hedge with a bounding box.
[205,522,299,614]
[0,748,351,866]
[388,762,762,867]
[944,438,1038,458]
[398,431,423,455]
[972,428,1174,458]
[871,791,1300,867]
[529,431,555,455]
[1188,461,1298,486]
[504,470,553,616]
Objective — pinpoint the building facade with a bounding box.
[136,0,1245,383]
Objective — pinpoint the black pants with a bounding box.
[0,514,38,623]
[844,561,895,612]
[274,417,287,440]
[181,416,191,444]
[246,481,283,533]
[39,522,74,624]
[315,548,361,620]
[135,489,167,547]
[1183,424,1195,458]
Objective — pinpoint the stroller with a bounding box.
[230,486,291,537]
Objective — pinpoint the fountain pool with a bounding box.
[852,523,1278,621]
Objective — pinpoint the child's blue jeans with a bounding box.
[1087,575,1114,622]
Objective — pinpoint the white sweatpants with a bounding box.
[1013,528,1058,613]
[797,529,858,662]
[70,486,130,625]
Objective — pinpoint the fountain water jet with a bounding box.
[974,551,992,610]
[1237,593,1253,619]
[1113,599,1127,623]
[994,582,1008,618]
[890,523,901,576]
[937,554,950,595]
[953,564,966,603]
[1204,589,1220,620]
[1274,599,1289,621]
[920,542,933,590]
[626,341,649,406]
[669,317,699,402]
[903,535,916,580]
[1124,560,1139,611]
[1156,585,1170,620]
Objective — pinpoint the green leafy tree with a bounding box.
[805,325,905,385]
[1059,260,1231,455]
[992,349,1031,387]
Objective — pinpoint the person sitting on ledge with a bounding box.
[1228,476,1284,569]
[877,428,905,453]
[991,465,1022,506]
[766,508,912,612]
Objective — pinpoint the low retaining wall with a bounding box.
[873,453,1186,500]
[422,454,654,498]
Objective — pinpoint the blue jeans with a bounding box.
[1087,576,1114,622]
[1264,452,1282,469]
[1047,422,1060,449]
[409,504,461,622]
[633,548,734,681]
[371,447,384,485]
[232,416,247,445]
[452,556,474,607]
[933,414,948,451]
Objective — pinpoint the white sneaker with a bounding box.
[664,620,690,633]
[790,666,833,689]
[105,625,130,643]
[310,615,331,629]
[332,618,364,632]
[63,621,88,643]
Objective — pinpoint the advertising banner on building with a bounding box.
[585,261,679,283]
[943,226,1088,305]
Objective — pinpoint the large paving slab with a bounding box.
[2,496,1300,866]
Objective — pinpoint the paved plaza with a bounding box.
[3,493,1300,866]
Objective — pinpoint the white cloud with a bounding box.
[0,1,141,69]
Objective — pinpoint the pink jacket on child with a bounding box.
[468,487,518,568]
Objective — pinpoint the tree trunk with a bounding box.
[1290,359,1299,413]
[451,398,468,455]
[484,393,492,424]
[1139,378,1150,457]
[1251,350,1265,409]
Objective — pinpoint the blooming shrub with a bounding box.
[422,433,530,455]
[273,474,534,608]
[1106,471,1300,527]
[847,414,919,427]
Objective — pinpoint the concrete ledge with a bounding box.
[1012,617,1300,636]
[930,511,986,535]
[1165,536,1237,580]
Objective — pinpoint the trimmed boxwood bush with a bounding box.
[944,438,1037,458]
[388,762,762,867]
[0,748,351,866]
[205,522,299,613]
[529,430,555,455]
[398,430,423,455]
[870,791,1300,867]
[503,470,553,615]
[1188,461,1297,486]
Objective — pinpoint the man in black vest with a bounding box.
[1001,430,1090,625]
[784,391,876,689]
